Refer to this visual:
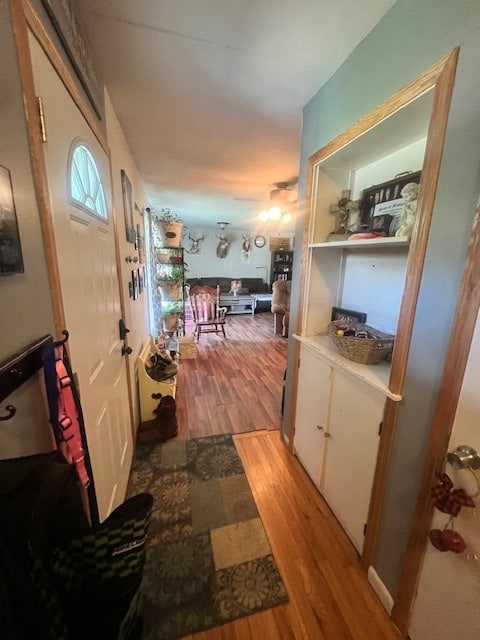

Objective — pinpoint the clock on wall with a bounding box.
[254,235,266,248]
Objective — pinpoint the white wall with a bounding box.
[104,91,150,427]
[0,2,56,459]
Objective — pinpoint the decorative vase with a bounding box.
[159,222,183,248]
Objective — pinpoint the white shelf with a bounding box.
[309,236,410,250]
[293,333,402,402]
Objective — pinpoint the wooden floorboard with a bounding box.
[158,312,401,639]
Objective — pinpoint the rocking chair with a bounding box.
[188,285,227,342]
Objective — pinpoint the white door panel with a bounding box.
[294,346,331,489]
[323,371,384,552]
[29,33,132,521]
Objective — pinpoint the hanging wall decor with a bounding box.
[121,170,136,244]
[0,165,24,275]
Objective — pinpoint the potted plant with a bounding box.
[161,301,183,332]
[156,265,183,300]
[155,208,184,248]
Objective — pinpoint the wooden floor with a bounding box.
[175,312,287,439]
[168,313,401,639]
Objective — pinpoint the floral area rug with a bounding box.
[129,433,288,640]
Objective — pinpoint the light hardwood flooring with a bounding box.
[167,313,401,639]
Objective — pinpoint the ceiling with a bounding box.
[74,0,396,231]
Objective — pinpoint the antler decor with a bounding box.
[185,233,204,254]
[216,222,230,259]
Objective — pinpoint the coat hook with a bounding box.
[0,405,17,421]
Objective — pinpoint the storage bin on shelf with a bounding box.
[137,336,177,423]
[327,321,394,365]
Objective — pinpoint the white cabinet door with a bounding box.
[294,346,332,489]
[323,371,384,552]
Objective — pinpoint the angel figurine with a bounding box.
[395,182,419,238]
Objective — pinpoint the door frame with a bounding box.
[10,0,135,435]
[391,198,480,633]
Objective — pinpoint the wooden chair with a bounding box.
[188,285,227,342]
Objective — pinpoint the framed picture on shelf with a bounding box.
[121,170,136,243]
[331,306,367,324]
[360,170,421,236]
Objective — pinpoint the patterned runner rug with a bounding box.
[129,433,288,639]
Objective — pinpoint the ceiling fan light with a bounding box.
[269,206,281,220]
[259,210,269,221]
[281,211,293,223]
[270,188,296,203]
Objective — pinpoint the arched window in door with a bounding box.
[68,141,107,218]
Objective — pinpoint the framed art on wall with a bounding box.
[41,0,103,118]
[132,269,139,300]
[0,165,24,275]
[121,170,136,243]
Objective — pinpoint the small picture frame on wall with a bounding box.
[136,222,146,263]
[0,165,24,275]
[138,266,144,294]
[132,269,139,300]
[121,170,136,244]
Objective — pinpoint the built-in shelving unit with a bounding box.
[309,236,409,250]
[293,334,402,401]
[289,51,457,561]
[271,249,294,285]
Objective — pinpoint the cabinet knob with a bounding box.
[324,432,331,438]
[316,425,324,431]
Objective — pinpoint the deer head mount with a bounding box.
[216,222,231,259]
[185,232,205,254]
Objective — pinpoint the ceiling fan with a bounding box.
[234,178,298,204]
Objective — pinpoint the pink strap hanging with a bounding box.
[55,354,90,488]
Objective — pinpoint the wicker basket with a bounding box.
[327,321,394,365]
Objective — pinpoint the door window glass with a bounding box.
[69,142,107,218]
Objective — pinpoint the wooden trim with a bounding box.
[22,0,108,154]
[10,0,66,337]
[361,48,459,573]
[388,49,458,394]
[391,197,480,633]
[285,160,315,451]
[308,50,455,168]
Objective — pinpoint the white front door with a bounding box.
[29,34,132,521]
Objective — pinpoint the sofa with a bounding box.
[271,280,291,337]
[186,277,269,295]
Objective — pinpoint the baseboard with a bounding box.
[367,565,394,614]
[281,431,290,447]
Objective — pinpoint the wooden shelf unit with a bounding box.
[289,51,458,563]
